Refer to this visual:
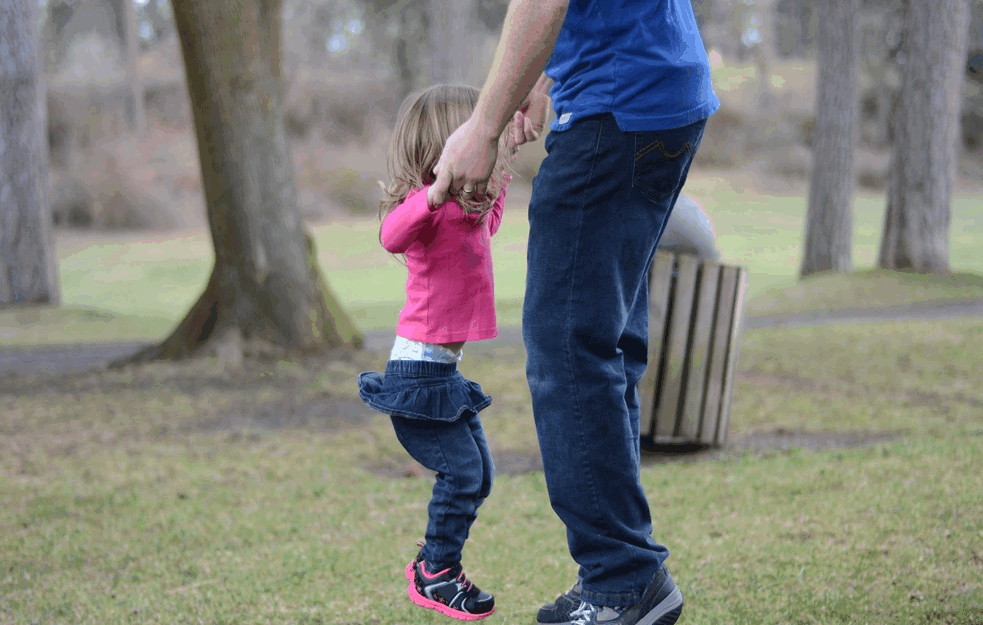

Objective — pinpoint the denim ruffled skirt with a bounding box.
[357,360,492,422]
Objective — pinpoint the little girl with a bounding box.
[357,84,518,621]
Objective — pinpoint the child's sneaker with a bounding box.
[404,557,496,620]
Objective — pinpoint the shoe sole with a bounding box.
[636,586,683,625]
[403,561,496,621]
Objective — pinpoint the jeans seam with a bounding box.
[563,116,608,548]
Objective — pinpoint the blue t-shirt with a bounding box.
[545,0,720,132]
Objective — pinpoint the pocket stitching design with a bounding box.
[635,140,692,162]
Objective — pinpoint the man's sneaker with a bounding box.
[567,566,683,625]
[537,579,583,624]
[404,558,495,621]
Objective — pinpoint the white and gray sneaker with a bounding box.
[568,567,683,625]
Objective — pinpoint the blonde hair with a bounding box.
[379,84,511,230]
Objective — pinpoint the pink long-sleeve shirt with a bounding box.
[381,186,505,344]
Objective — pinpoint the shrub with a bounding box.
[51,149,177,231]
[324,167,382,215]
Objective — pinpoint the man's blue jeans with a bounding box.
[523,114,707,606]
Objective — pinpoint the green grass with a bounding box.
[746,269,983,317]
[2,179,981,346]
[3,203,983,622]
[686,175,983,301]
[2,316,981,624]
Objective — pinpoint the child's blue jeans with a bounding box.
[358,360,494,566]
[523,113,707,606]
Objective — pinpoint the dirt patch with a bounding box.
[726,427,904,452]
[365,428,906,479]
[197,396,370,434]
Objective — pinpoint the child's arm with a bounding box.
[488,187,507,237]
[511,73,551,148]
[380,189,438,253]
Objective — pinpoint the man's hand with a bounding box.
[427,118,500,207]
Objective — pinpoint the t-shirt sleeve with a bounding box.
[380,188,436,253]
[488,187,507,237]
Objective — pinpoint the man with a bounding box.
[428,2,719,624]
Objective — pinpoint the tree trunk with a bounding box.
[800,0,858,277]
[140,0,361,361]
[428,0,474,84]
[878,0,970,274]
[0,0,60,307]
[751,0,778,112]
[145,0,172,42]
[393,5,429,101]
[120,0,146,134]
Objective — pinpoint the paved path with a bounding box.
[2,299,981,376]
[742,299,983,330]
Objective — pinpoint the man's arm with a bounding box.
[427,0,568,207]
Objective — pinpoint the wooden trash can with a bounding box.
[638,252,748,447]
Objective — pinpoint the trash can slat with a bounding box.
[639,253,675,439]
[678,262,721,441]
[655,255,699,439]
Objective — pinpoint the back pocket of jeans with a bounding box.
[631,129,697,203]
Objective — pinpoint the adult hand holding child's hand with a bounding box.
[427,118,500,207]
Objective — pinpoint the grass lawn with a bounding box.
[1,315,981,624]
[2,177,982,623]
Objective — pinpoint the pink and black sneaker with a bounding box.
[404,555,495,620]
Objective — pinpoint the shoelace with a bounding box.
[454,569,476,593]
[414,540,477,595]
[571,600,631,625]
[570,601,597,625]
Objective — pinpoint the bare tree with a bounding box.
[428,0,475,84]
[392,3,430,99]
[857,0,905,150]
[138,0,362,361]
[878,0,971,273]
[800,0,859,277]
[750,0,778,112]
[142,0,174,43]
[0,0,60,307]
[118,0,145,134]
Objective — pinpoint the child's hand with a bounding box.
[511,109,543,149]
[511,73,550,149]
